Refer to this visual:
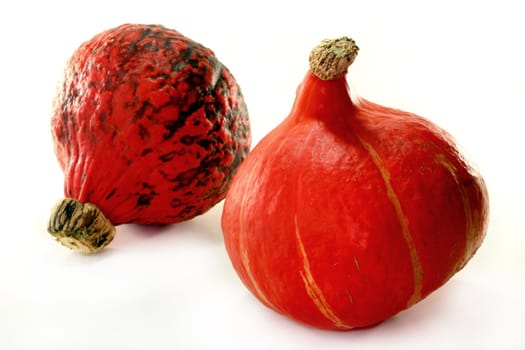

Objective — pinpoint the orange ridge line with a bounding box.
[356,134,423,306]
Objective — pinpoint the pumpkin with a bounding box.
[48,24,251,253]
[221,37,489,330]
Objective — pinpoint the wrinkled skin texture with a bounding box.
[221,72,488,330]
[52,24,251,224]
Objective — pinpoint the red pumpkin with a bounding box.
[221,37,489,330]
[48,24,250,253]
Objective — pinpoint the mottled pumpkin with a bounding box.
[49,23,250,253]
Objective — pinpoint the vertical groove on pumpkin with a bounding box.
[434,155,474,273]
[353,255,361,272]
[356,135,423,306]
[237,163,277,311]
[294,215,353,330]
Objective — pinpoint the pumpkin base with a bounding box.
[47,198,116,254]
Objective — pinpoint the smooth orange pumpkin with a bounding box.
[221,37,489,330]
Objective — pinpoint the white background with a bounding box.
[1,0,524,349]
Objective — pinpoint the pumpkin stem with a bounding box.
[309,37,359,80]
[47,198,115,254]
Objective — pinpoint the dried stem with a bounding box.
[47,198,115,254]
[309,37,359,80]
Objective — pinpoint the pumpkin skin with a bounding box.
[221,38,489,330]
[50,24,250,252]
